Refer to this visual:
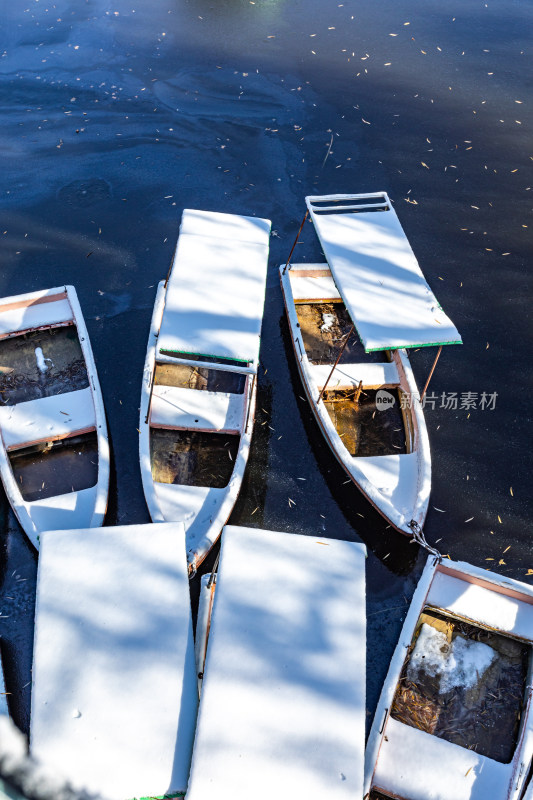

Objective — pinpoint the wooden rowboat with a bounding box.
[0,286,109,547]
[188,525,368,800]
[364,557,533,800]
[280,193,462,537]
[139,210,271,574]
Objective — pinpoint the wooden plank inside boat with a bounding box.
[9,431,98,502]
[154,363,246,394]
[0,325,88,406]
[324,389,407,457]
[150,429,239,487]
[390,608,530,763]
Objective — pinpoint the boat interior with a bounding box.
[289,264,411,456]
[150,362,247,488]
[10,432,98,502]
[0,324,99,500]
[0,325,89,406]
[391,607,529,763]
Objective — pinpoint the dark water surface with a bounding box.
[0,0,532,740]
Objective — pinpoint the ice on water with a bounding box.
[407,623,496,694]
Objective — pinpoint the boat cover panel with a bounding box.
[151,385,245,432]
[31,523,198,800]
[306,194,462,351]
[158,210,271,369]
[0,387,96,449]
[186,525,367,800]
[374,717,512,800]
[427,570,533,641]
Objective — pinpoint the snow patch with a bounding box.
[321,313,336,332]
[407,623,496,694]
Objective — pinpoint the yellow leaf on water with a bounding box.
[499,559,506,565]
[510,487,514,496]
[503,546,511,553]
[498,515,502,523]
[526,569,533,576]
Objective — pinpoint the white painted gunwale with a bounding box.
[280,263,430,534]
[139,281,257,574]
[364,557,533,800]
[0,286,109,548]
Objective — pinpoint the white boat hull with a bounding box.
[280,263,430,535]
[365,557,533,800]
[140,282,258,574]
[0,285,109,546]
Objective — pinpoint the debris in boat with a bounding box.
[407,623,496,693]
[320,312,336,332]
[35,347,50,373]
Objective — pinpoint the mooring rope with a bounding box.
[407,520,442,560]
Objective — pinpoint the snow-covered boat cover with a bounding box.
[187,525,367,800]
[30,523,198,800]
[158,209,271,370]
[306,193,462,352]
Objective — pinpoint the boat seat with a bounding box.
[310,361,400,389]
[150,385,245,433]
[0,387,96,450]
[374,717,513,800]
[289,275,341,302]
[0,290,72,337]
[426,570,533,640]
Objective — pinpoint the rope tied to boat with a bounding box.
[407,520,442,561]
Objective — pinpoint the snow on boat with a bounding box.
[140,210,271,574]
[187,525,367,800]
[280,193,462,536]
[30,523,198,800]
[0,286,109,547]
[364,557,533,800]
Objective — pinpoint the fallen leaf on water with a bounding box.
[498,515,502,523]
[433,507,446,512]
[464,517,474,523]
[503,546,511,553]
[499,559,506,566]
[510,487,514,496]
[526,569,533,576]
